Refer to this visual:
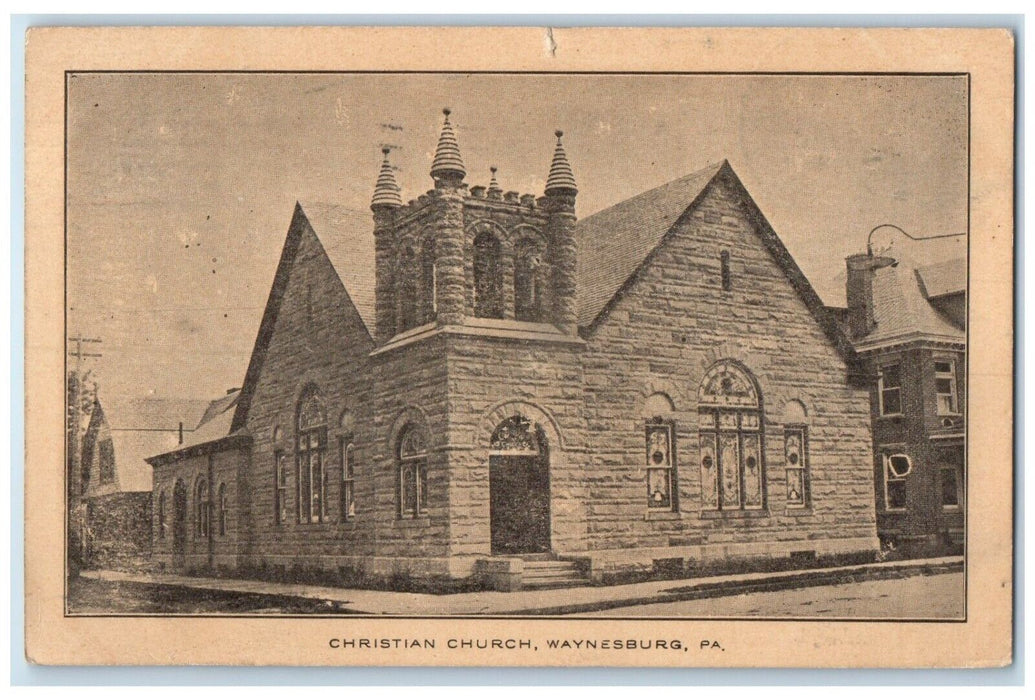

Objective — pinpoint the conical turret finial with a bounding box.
[372,147,403,209]
[487,166,502,197]
[545,129,577,196]
[430,108,466,184]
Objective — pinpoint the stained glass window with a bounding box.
[784,427,808,508]
[296,389,327,524]
[490,415,540,454]
[698,362,766,511]
[398,423,429,518]
[646,421,676,510]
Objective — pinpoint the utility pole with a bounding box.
[67,335,102,573]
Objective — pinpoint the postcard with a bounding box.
[23,25,1014,667]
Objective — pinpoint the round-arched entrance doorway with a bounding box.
[489,415,551,555]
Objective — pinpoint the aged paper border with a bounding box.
[24,26,1014,667]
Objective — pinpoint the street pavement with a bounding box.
[80,556,962,617]
[574,571,964,618]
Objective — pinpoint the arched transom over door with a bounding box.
[698,361,766,512]
[489,415,551,555]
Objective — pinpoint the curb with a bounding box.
[496,559,964,616]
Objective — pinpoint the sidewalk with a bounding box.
[82,556,962,616]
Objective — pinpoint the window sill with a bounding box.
[941,505,961,512]
[699,509,769,520]
[394,515,431,528]
[644,510,682,521]
[877,413,904,420]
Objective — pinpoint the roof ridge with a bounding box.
[579,161,725,223]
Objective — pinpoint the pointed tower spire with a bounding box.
[371,147,403,209]
[430,108,466,185]
[545,130,577,196]
[487,166,502,198]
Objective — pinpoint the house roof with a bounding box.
[297,201,377,334]
[856,259,966,351]
[917,257,966,299]
[198,389,241,428]
[576,162,724,327]
[95,395,212,492]
[100,396,211,432]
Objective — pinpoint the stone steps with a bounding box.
[521,560,589,590]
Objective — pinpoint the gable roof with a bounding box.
[576,162,724,327]
[297,201,377,332]
[230,202,374,434]
[857,259,966,351]
[101,396,211,432]
[93,395,212,492]
[574,160,859,368]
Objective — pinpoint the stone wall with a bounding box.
[84,491,151,569]
[577,175,879,570]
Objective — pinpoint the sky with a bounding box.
[66,72,968,401]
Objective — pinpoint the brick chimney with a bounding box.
[845,253,896,339]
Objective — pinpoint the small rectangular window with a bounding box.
[646,421,676,510]
[883,452,911,511]
[720,250,731,291]
[941,467,961,509]
[784,427,809,508]
[935,359,959,415]
[879,364,902,416]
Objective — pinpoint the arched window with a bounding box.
[782,401,809,509]
[420,236,437,324]
[397,423,429,518]
[514,239,544,322]
[217,483,228,536]
[340,439,355,520]
[157,490,166,539]
[473,230,503,319]
[644,393,677,511]
[195,477,209,538]
[296,388,328,524]
[720,250,732,291]
[698,362,765,511]
[397,245,419,332]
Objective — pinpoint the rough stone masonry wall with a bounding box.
[443,333,586,558]
[580,177,878,571]
[241,223,383,568]
[241,222,458,577]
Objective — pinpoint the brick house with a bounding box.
[147,110,879,588]
[842,252,966,555]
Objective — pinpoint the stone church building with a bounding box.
[148,110,879,588]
